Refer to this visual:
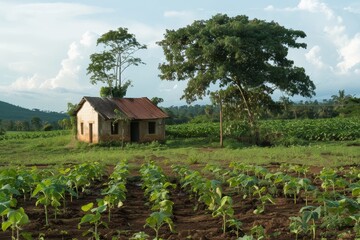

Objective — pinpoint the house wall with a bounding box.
[138,119,166,142]
[98,119,131,142]
[76,101,166,144]
[76,101,99,143]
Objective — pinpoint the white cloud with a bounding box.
[5,32,97,92]
[297,0,334,19]
[2,2,111,22]
[9,74,44,91]
[305,46,326,69]
[297,0,360,74]
[164,10,193,18]
[42,32,97,90]
[162,10,201,27]
[336,33,360,73]
[344,4,360,14]
[127,23,165,49]
[266,0,360,75]
[264,5,275,11]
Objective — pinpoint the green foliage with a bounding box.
[66,102,78,135]
[166,117,360,144]
[212,196,234,234]
[151,97,164,106]
[144,211,174,240]
[0,130,70,141]
[158,13,314,129]
[42,124,53,131]
[0,100,66,123]
[102,160,128,221]
[87,27,146,97]
[1,207,29,240]
[78,201,108,240]
[129,231,150,240]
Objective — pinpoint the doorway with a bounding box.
[89,123,93,143]
[130,122,139,142]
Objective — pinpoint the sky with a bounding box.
[0,0,360,112]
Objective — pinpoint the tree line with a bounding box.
[0,117,72,133]
[162,90,360,125]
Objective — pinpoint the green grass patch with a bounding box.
[0,131,359,168]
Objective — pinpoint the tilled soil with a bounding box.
[0,165,355,240]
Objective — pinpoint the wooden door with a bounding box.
[89,123,93,143]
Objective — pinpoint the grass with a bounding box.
[0,132,359,169]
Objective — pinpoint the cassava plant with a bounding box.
[1,207,29,240]
[212,196,234,234]
[144,211,174,240]
[78,201,108,240]
[253,185,275,214]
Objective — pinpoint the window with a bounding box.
[111,122,119,135]
[148,122,156,134]
[80,123,84,135]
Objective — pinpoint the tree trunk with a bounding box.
[219,94,223,148]
[236,84,260,144]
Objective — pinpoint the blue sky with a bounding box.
[0,0,360,112]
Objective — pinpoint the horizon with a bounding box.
[1,0,360,112]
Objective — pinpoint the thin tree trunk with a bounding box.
[236,84,259,144]
[236,84,254,127]
[219,94,223,148]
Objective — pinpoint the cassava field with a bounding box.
[0,119,359,240]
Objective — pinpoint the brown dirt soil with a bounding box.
[0,164,356,240]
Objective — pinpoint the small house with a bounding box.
[74,96,168,144]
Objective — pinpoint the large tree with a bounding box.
[158,14,315,130]
[87,27,147,97]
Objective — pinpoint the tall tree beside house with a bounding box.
[67,103,78,135]
[87,27,147,98]
[151,97,164,106]
[158,14,315,143]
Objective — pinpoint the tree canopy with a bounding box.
[87,27,147,98]
[158,14,315,127]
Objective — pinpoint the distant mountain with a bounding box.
[0,100,67,123]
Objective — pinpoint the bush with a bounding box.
[42,124,53,131]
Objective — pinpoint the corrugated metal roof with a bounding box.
[76,96,168,120]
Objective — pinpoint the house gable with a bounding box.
[76,101,99,143]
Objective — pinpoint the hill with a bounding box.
[0,100,67,123]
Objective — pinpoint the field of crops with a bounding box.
[1,160,359,240]
[0,117,359,239]
[166,118,360,142]
[0,130,70,141]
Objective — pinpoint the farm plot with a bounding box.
[0,161,358,239]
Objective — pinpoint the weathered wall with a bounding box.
[76,102,166,144]
[138,119,166,142]
[76,101,99,143]
[98,119,131,142]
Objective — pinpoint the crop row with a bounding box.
[0,162,105,239]
[1,162,358,239]
[78,160,129,239]
[166,117,360,142]
[0,130,70,141]
[203,162,360,239]
[140,162,175,239]
[173,165,241,237]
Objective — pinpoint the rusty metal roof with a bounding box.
[76,96,168,120]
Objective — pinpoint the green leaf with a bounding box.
[81,202,94,212]
[1,221,12,231]
[79,214,94,226]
